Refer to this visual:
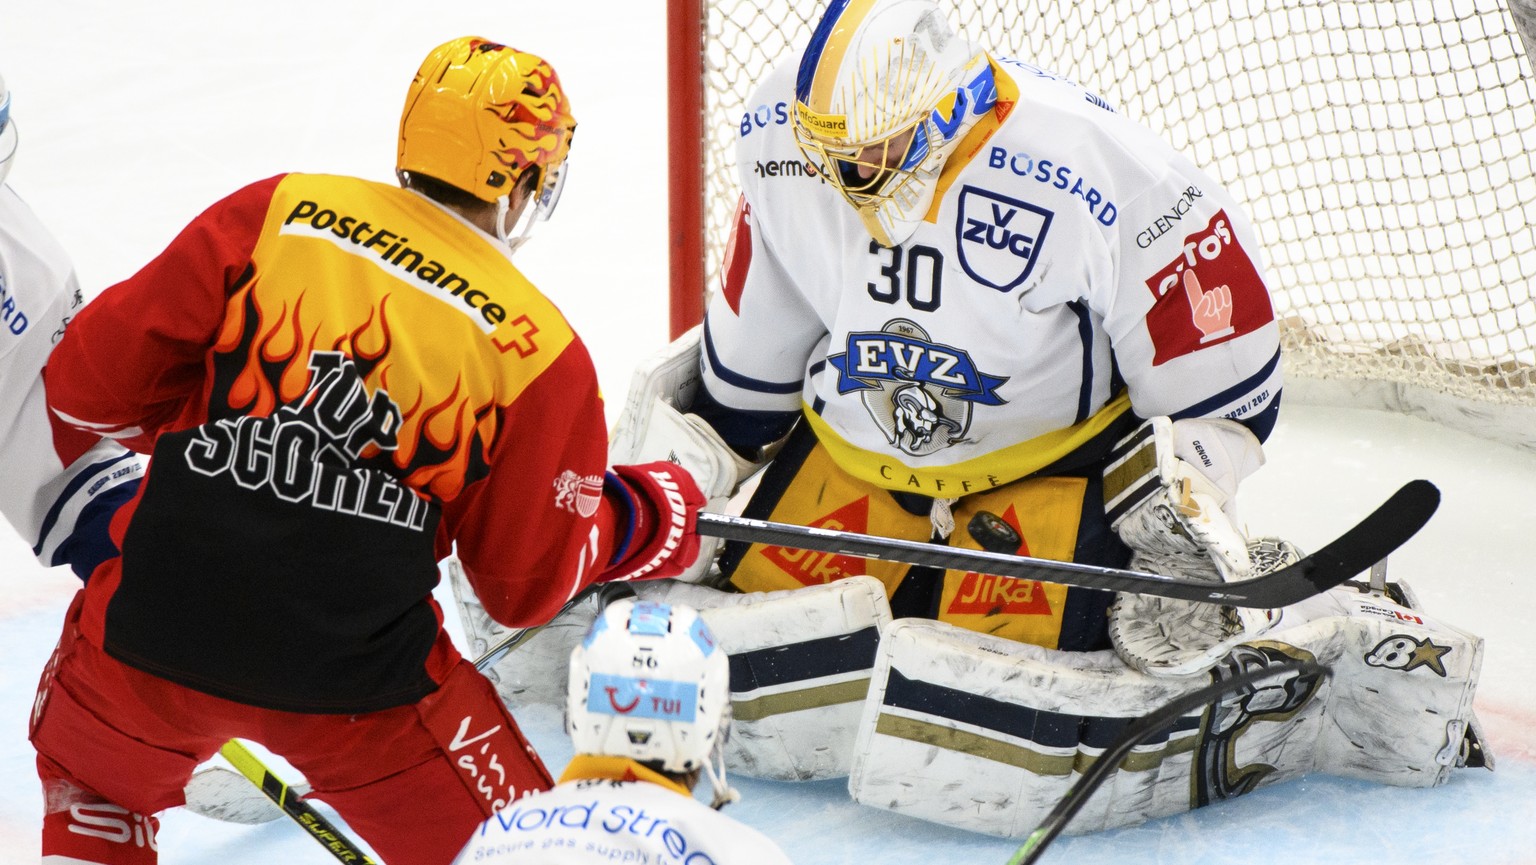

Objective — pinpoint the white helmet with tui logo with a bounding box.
[566,599,737,806]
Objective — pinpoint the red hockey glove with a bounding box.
[603,461,705,582]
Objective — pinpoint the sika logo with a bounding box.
[945,573,1053,616]
[944,507,1052,616]
[760,498,873,587]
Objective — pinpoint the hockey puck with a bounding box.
[967,510,1020,554]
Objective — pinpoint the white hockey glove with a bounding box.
[1103,416,1272,677]
[608,325,759,584]
[1105,415,1264,581]
[1108,536,1295,677]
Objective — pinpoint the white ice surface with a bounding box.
[1,2,1532,863]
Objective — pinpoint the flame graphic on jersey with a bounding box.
[213,279,495,500]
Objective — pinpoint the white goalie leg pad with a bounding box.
[607,324,756,584]
[848,593,1483,838]
[1259,582,1486,786]
[481,585,616,709]
[445,556,514,686]
[849,619,1214,838]
[631,576,892,781]
[447,555,621,708]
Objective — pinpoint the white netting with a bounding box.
[694,0,1536,446]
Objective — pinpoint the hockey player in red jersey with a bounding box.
[29,37,704,865]
[0,72,142,582]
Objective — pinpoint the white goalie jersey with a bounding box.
[704,56,1283,495]
[0,184,141,577]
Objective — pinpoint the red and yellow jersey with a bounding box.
[47,173,625,712]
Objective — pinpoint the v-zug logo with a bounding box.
[956,186,1053,292]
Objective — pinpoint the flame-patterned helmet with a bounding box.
[397,37,575,205]
[793,0,991,246]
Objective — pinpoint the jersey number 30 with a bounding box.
[868,241,943,312]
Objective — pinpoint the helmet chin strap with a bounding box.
[493,194,518,251]
[495,188,540,254]
[702,742,740,810]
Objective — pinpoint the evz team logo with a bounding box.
[956,185,1052,292]
[828,319,1008,457]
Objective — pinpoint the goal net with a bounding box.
[670,0,1536,449]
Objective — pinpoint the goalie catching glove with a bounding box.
[1109,537,1296,677]
[1104,415,1276,676]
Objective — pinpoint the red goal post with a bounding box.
[668,0,1536,448]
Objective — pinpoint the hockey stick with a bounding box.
[698,479,1440,608]
[216,740,379,864]
[184,582,626,834]
[1006,657,1329,865]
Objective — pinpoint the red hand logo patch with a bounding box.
[1143,209,1272,365]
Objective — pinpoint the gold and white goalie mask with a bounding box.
[793,0,994,247]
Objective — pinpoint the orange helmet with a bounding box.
[397,37,576,205]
